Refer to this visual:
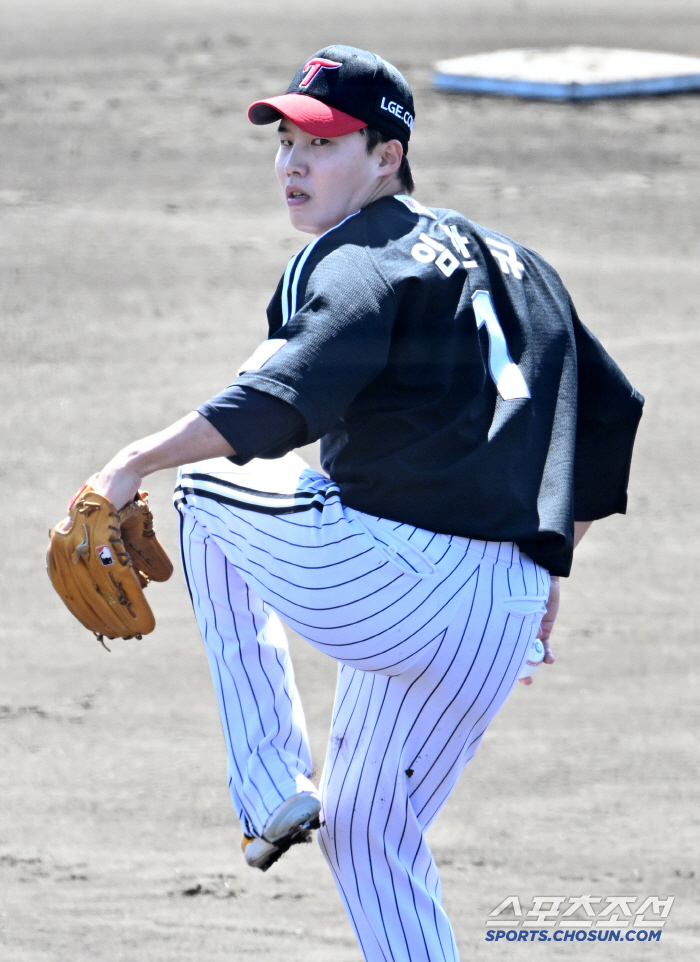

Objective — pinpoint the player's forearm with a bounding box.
[108,412,235,478]
[91,413,234,510]
[92,412,235,509]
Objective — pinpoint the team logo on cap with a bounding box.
[299,58,342,88]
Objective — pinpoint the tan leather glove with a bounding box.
[47,477,173,648]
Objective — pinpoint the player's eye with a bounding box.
[311,137,331,146]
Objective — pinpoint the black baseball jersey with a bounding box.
[229,194,643,575]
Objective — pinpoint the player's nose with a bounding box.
[282,146,307,177]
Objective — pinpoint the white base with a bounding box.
[433,47,700,100]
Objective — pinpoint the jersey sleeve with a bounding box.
[572,301,644,521]
[197,384,306,464]
[235,243,397,441]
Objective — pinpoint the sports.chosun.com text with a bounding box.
[486,929,662,943]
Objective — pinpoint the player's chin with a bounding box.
[286,200,315,232]
[287,201,341,236]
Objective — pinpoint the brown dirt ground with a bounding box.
[1,1,699,959]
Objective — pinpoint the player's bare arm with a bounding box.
[93,412,234,510]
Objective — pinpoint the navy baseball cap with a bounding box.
[248,45,414,144]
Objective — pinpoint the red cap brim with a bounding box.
[248,94,367,137]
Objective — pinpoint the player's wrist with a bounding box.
[105,445,150,480]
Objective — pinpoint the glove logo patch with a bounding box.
[97,545,115,566]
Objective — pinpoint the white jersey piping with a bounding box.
[280,209,362,327]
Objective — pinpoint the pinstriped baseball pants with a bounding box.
[174,453,549,962]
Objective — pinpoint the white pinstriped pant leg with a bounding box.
[174,453,487,834]
[178,507,316,837]
[317,554,548,962]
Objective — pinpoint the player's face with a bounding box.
[275,120,400,236]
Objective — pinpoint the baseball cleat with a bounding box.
[242,791,321,872]
[242,833,284,872]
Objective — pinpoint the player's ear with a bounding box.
[376,139,403,178]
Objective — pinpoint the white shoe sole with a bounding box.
[262,791,321,843]
[243,836,281,871]
[243,792,321,871]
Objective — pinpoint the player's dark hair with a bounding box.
[361,126,415,194]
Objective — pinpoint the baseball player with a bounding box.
[92,46,643,962]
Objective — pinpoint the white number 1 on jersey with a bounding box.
[472,289,530,400]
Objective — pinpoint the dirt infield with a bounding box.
[1,1,699,958]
